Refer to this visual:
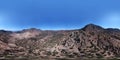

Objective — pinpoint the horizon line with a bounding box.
[0,24,120,31]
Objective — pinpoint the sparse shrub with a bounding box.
[89,32,95,36]
[52,50,58,56]
[46,51,52,56]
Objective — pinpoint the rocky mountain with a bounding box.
[0,24,120,59]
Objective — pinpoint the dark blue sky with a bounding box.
[0,0,120,30]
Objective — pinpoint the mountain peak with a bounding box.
[15,28,42,33]
[82,24,104,31]
[22,28,41,31]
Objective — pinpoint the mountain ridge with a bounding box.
[0,24,120,59]
[1,24,120,31]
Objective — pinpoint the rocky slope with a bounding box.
[0,24,120,58]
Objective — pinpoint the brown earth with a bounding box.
[0,24,120,58]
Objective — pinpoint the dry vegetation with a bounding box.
[0,24,120,59]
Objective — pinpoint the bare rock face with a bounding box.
[0,24,120,58]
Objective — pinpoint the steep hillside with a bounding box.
[0,24,120,59]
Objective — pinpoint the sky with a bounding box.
[0,0,120,30]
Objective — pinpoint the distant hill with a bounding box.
[0,24,120,59]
